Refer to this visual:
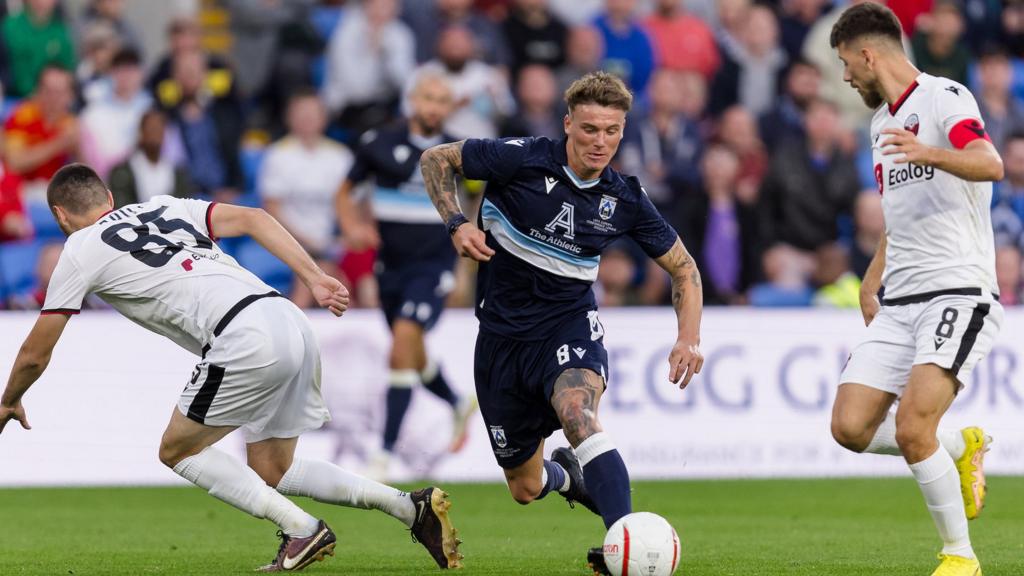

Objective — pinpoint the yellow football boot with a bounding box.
[931,554,981,576]
[955,427,991,520]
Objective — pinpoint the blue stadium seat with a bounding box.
[0,239,43,299]
[27,201,63,241]
[311,56,327,89]
[0,97,22,122]
[311,6,345,40]
[234,238,293,295]
[240,146,267,195]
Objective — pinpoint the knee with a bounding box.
[507,477,543,505]
[158,438,191,469]
[894,418,931,455]
[830,416,871,453]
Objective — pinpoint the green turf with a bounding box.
[1,478,1022,575]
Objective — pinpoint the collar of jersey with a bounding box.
[888,74,924,116]
[553,137,613,185]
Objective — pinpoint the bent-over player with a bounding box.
[0,165,462,572]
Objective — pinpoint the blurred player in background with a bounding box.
[420,71,704,571]
[336,73,477,481]
[0,165,462,571]
[829,5,1004,576]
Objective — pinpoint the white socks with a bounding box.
[277,458,417,528]
[173,447,319,537]
[908,448,974,559]
[576,432,616,467]
[863,414,966,459]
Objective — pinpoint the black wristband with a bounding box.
[446,213,469,236]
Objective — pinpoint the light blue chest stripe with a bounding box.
[481,199,599,268]
[374,187,435,207]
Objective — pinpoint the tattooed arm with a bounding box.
[420,140,495,262]
[654,238,705,389]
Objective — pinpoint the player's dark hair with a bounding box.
[829,3,903,50]
[48,164,110,215]
[564,71,633,114]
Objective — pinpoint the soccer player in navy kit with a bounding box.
[336,74,477,480]
[420,71,705,565]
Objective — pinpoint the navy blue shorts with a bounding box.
[378,262,455,331]
[474,310,609,469]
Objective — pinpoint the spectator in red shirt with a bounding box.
[643,0,720,81]
[1,66,78,201]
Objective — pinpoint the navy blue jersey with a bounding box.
[346,125,456,269]
[462,137,678,339]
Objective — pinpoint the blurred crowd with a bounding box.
[0,0,1023,311]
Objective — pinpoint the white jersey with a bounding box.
[871,73,997,299]
[42,196,275,355]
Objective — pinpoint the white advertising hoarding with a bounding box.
[0,308,1021,486]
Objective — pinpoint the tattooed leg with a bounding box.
[551,368,631,527]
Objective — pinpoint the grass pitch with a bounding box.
[1,478,1022,575]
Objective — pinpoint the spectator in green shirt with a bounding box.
[1,0,76,98]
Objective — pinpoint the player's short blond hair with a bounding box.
[564,71,633,114]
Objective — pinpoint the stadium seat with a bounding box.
[0,239,43,299]
[234,238,293,295]
[239,146,266,195]
[311,6,345,40]
[0,97,22,122]
[311,56,327,89]
[27,201,63,241]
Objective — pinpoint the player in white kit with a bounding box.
[0,165,462,572]
[828,5,1004,576]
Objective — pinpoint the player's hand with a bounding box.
[452,223,495,262]
[880,128,935,165]
[668,338,704,389]
[0,401,31,435]
[310,274,350,317]
[860,290,880,326]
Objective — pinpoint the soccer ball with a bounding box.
[602,512,681,576]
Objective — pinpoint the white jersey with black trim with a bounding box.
[41,195,275,355]
[870,72,997,299]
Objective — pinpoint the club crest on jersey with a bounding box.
[904,114,920,136]
[489,426,508,448]
[598,195,617,220]
[393,145,411,163]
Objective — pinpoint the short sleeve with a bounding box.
[345,132,376,184]
[628,186,678,259]
[934,83,992,150]
[41,250,87,315]
[173,197,218,242]
[461,137,535,183]
[258,147,289,200]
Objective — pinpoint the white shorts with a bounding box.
[840,291,1003,396]
[178,296,331,443]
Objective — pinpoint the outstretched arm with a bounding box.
[209,203,349,316]
[420,140,495,262]
[0,314,71,434]
[654,238,704,389]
